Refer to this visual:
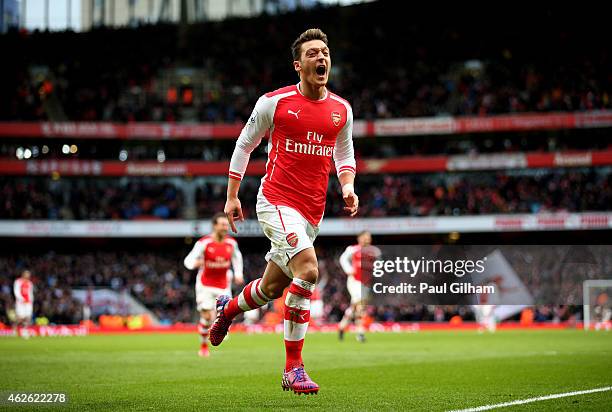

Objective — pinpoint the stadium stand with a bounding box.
[1,168,610,220]
[1,4,609,123]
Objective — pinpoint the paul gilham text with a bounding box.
[373,282,495,295]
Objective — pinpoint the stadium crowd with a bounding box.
[342,168,612,217]
[0,243,596,326]
[0,251,193,325]
[0,178,184,220]
[1,168,610,220]
[1,4,610,124]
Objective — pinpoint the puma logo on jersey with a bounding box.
[288,109,301,119]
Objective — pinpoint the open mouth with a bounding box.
[316,65,326,76]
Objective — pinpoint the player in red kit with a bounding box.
[338,231,381,342]
[184,213,244,357]
[209,28,358,395]
[13,270,34,339]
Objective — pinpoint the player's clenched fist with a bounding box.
[224,197,244,233]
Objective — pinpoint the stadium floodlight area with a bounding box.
[583,280,612,331]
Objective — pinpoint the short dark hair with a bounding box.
[291,28,328,61]
[212,212,227,226]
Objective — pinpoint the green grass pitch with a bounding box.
[0,330,611,411]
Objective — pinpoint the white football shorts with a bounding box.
[256,194,319,278]
[195,283,230,311]
[347,276,370,305]
[15,302,33,320]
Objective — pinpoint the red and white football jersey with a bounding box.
[339,244,382,283]
[14,278,33,304]
[229,84,356,226]
[184,235,243,290]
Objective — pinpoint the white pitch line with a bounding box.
[448,386,612,412]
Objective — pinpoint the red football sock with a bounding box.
[285,339,304,371]
[198,320,210,346]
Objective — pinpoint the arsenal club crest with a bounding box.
[331,111,341,126]
[286,232,298,248]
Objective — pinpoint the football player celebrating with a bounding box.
[210,28,358,394]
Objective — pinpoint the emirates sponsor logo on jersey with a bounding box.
[205,258,231,269]
[286,232,298,248]
[285,138,333,157]
[332,111,342,126]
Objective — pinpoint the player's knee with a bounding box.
[294,263,318,284]
[200,310,213,322]
[355,304,365,316]
[261,282,283,299]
